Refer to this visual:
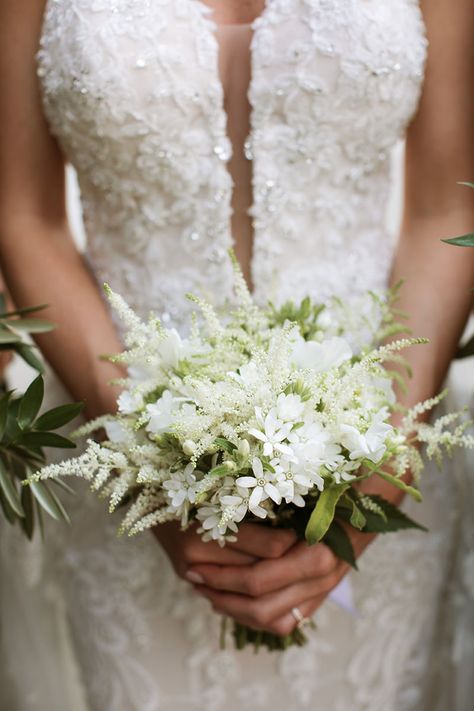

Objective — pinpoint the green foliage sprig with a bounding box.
[0,296,83,538]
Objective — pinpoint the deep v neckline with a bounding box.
[190,1,272,290]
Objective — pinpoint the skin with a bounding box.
[0,0,473,637]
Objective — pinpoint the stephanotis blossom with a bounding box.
[291,335,352,372]
[340,410,393,464]
[247,407,296,458]
[163,463,196,516]
[146,390,178,435]
[236,458,284,515]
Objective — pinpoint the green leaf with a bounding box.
[20,485,35,539]
[208,464,233,478]
[348,498,367,530]
[29,480,70,523]
[0,390,13,440]
[35,402,84,431]
[52,478,76,496]
[323,521,358,569]
[18,431,76,450]
[0,304,48,319]
[4,318,54,333]
[375,470,422,502]
[442,233,474,248]
[359,495,427,533]
[213,437,237,453]
[305,483,350,544]
[0,458,24,517]
[0,328,22,344]
[0,484,17,524]
[18,376,44,429]
[14,343,44,373]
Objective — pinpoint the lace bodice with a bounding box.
[37,0,426,327]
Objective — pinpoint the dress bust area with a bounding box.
[200,0,267,288]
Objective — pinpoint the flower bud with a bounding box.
[183,439,197,456]
[237,439,250,457]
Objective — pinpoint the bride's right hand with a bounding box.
[153,522,297,581]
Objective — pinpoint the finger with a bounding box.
[187,541,339,596]
[154,524,257,572]
[270,595,328,637]
[185,540,257,567]
[192,573,339,633]
[227,523,297,559]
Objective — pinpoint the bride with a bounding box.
[0,1,473,709]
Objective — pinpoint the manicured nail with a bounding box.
[185,571,204,584]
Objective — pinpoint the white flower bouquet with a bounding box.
[30,256,473,650]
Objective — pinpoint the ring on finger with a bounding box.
[291,606,312,630]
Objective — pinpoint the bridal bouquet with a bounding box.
[29,256,473,650]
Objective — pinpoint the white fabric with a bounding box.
[1,1,473,709]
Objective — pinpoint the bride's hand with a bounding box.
[185,528,372,636]
[154,521,295,579]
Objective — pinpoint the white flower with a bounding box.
[236,457,282,515]
[228,361,262,388]
[340,410,393,464]
[276,393,305,422]
[271,458,311,506]
[163,463,196,514]
[220,488,249,525]
[291,336,352,372]
[289,422,342,489]
[117,389,143,414]
[104,420,130,444]
[248,407,295,458]
[158,329,191,369]
[145,390,176,435]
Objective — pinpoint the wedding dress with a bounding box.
[1,1,473,710]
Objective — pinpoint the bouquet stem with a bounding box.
[220,618,315,652]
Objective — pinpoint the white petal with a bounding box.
[249,486,264,510]
[263,442,274,457]
[236,476,257,489]
[248,428,267,443]
[264,482,282,505]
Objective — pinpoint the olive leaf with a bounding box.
[0,294,83,538]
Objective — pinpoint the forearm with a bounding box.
[351,208,474,540]
[0,216,124,417]
[390,209,474,406]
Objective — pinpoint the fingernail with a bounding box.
[185,571,204,584]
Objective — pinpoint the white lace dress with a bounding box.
[1,1,473,710]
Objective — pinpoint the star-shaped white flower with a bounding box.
[236,457,282,515]
[248,407,295,458]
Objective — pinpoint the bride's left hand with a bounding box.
[186,528,373,636]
